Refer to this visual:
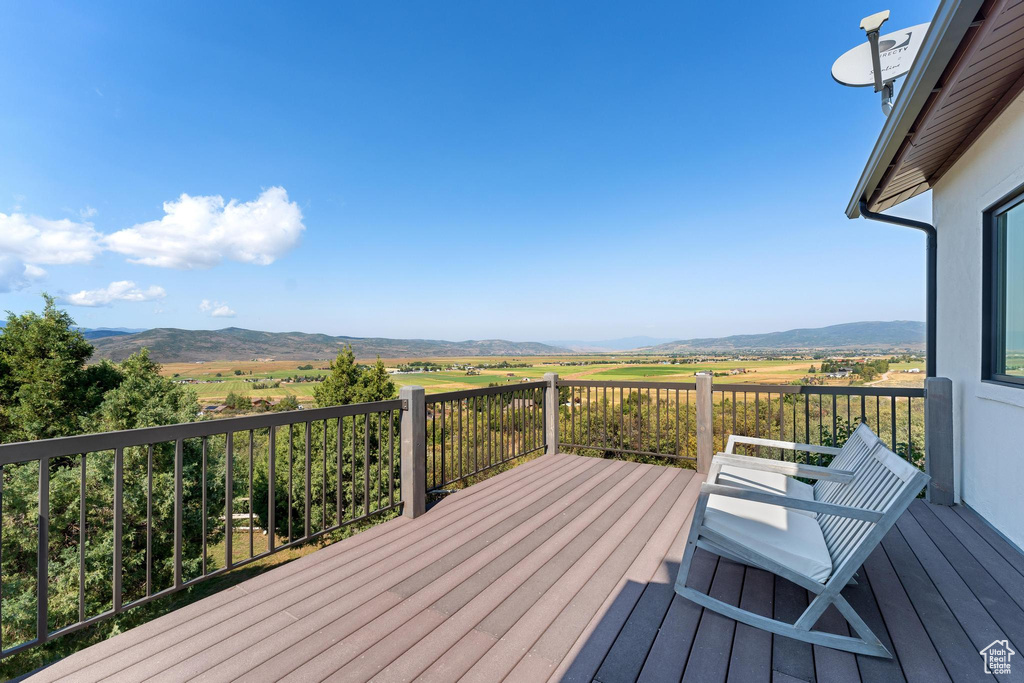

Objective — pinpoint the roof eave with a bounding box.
[845,0,984,219]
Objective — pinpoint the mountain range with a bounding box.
[88,328,570,362]
[543,336,676,352]
[642,321,925,353]
[81,320,926,363]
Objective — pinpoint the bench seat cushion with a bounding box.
[704,493,833,583]
[716,465,816,518]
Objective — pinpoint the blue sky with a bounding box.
[0,1,936,341]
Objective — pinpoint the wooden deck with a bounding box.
[26,453,1024,682]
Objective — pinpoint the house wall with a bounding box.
[932,91,1024,549]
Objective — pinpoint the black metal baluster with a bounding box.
[225,433,233,569]
[270,426,277,549]
[37,456,49,643]
[377,412,383,512]
[174,438,184,585]
[891,395,898,451]
[249,430,254,557]
[439,403,445,488]
[351,415,357,516]
[79,453,87,621]
[389,409,395,507]
[113,446,123,613]
[288,427,293,544]
[304,422,312,539]
[363,414,371,517]
[334,419,342,524]
[200,437,207,573]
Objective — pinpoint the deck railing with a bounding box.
[711,383,926,468]
[557,380,698,464]
[0,373,944,660]
[556,376,926,470]
[424,381,547,492]
[0,399,404,659]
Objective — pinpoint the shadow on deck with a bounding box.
[24,453,1024,682]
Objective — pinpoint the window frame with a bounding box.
[983,188,1024,388]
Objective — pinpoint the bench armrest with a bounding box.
[700,482,883,522]
[725,435,843,457]
[712,452,855,484]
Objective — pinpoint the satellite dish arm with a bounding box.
[866,29,885,92]
[860,10,892,112]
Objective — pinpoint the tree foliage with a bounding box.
[313,347,396,407]
[0,297,208,652]
[0,296,116,442]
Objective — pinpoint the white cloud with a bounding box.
[0,256,46,292]
[199,299,236,318]
[105,187,304,269]
[0,213,101,291]
[0,212,103,265]
[0,187,302,292]
[64,280,167,307]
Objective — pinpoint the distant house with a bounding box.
[729,368,747,375]
[825,368,852,379]
[905,368,922,374]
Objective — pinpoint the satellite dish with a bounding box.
[831,10,929,116]
[832,22,930,87]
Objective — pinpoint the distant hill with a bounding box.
[643,321,925,353]
[545,336,676,352]
[0,322,143,340]
[88,327,570,362]
[79,328,143,340]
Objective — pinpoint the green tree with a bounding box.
[224,391,250,410]
[313,346,362,407]
[276,395,300,411]
[357,358,397,403]
[93,349,198,431]
[0,295,118,443]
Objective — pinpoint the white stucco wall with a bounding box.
[931,91,1024,550]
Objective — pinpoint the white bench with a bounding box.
[674,423,929,657]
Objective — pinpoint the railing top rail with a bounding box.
[710,383,925,397]
[556,379,697,390]
[0,398,405,465]
[554,378,923,397]
[428,381,547,402]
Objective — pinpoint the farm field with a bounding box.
[160,354,925,404]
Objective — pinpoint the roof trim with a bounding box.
[845,0,984,218]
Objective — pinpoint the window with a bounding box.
[984,191,1024,386]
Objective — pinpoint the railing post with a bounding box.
[696,372,714,474]
[924,376,954,505]
[544,373,559,456]
[400,386,426,518]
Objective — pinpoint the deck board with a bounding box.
[25,453,1024,683]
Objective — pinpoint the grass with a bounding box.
[159,355,926,404]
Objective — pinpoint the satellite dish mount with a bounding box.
[861,10,895,114]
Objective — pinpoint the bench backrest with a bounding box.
[813,422,879,501]
[814,424,928,574]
